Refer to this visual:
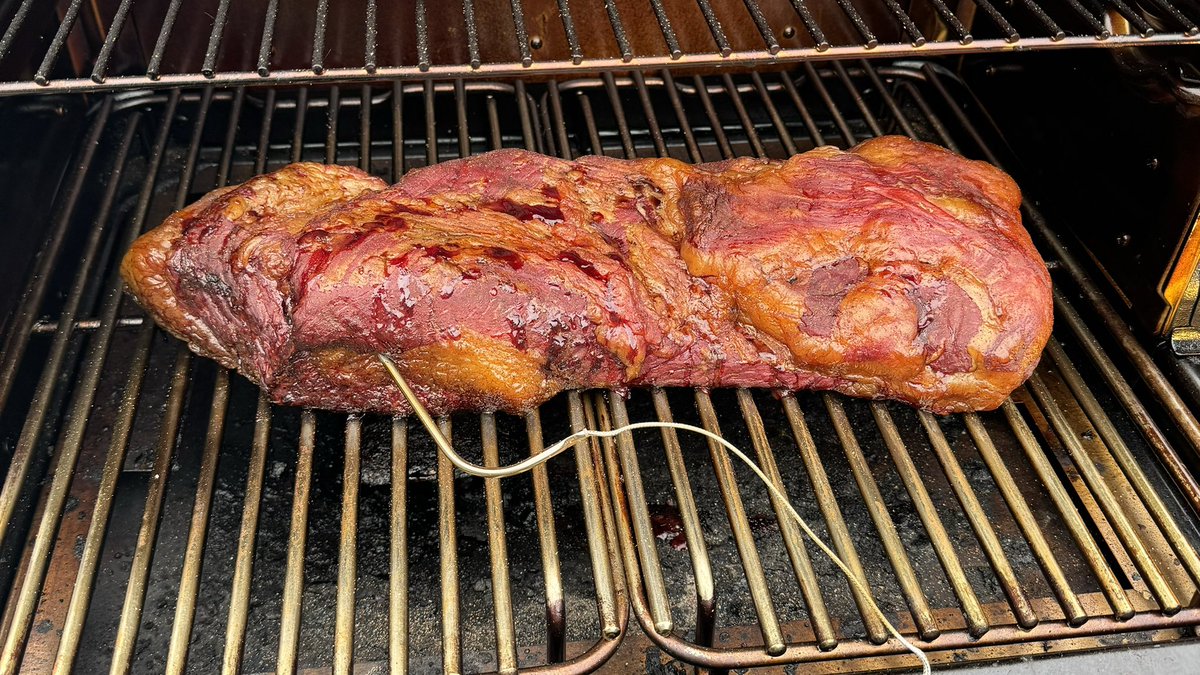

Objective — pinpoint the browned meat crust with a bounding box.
[120,137,1052,414]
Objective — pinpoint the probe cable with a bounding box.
[380,354,932,674]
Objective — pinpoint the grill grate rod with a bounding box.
[165,370,230,674]
[0,97,112,441]
[1045,340,1200,587]
[276,411,316,673]
[0,116,140,673]
[1027,374,1182,612]
[866,402,989,637]
[963,413,1088,626]
[334,417,362,674]
[916,410,1038,629]
[222,392,272,673]
[109,347,192,675]
[999,398,1136,619]
[739,390,845,647]
[481,414,519,673]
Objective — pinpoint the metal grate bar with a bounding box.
[608,396,674,633]
[90,0,135,82]
[1026,374,1182,611]
[276,411,316,673]
[832,61,883,136]
[566,393,622,638]
[803,62,856,144]
[750,71,800,155]
[0,0,33,65]
[720,73,768,157]
[509,0,533,67]
[743,0,782,53]
[925,0,974,43]
[777,72,826,145]
[201,0,233,77]
[147,0,184,79]
[969,0,1017,42]
[917,411,1039,629]
[33,0,84,85]
[334,417,362,674]
[844,398,986,636]
[602,1,633,61]
[463,0,482,69]
[696,0,735,56]
[963,414,1087,625]
[831,0,880,49]
[1142,0,1200,34]
[360,85,372,171]
[437,417,462,673]
[481,414,518,673]
[1061,0,1110,37]
[222,393,272,673]
[860,60,917,138]
[524,411,568,662]
[327,86,341,163]
[600,73,636,157]
[257,0,281,76]
[647,0,683,58]
[165,369,230,674]
[737,390,841,648]
[556,0,583,64]
[389,417,409,674]
[1016,0,1063,41]
[365,0,378,72]
[650,390,716,647]
[999,400,1136,619]
[788,0,831,51]
[110,347,192,675]
[313,0,332,74]
[695,391,785,652]
[659,69,703,161]
[878,0,926,46]
[416,0,431,70]
[0,115,140,674]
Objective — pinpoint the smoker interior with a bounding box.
[1,58,1200,674]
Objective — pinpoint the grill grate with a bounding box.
[0,0,1196,95]
[562,64,1200,670]
[0,82,628,674]
[0,61,1199,674]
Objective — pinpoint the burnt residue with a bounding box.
[649,503,688,551]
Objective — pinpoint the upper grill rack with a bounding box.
[0,0,1197,96]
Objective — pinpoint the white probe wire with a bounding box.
[379,355,931,674]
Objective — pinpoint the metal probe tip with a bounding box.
[378,354,455,457]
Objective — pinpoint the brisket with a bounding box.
[120,137,1052,414]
